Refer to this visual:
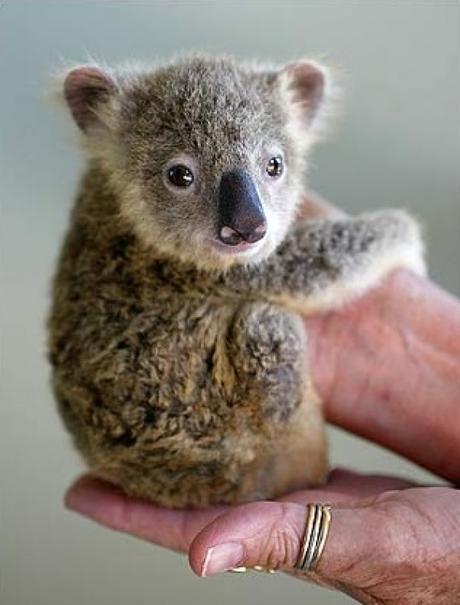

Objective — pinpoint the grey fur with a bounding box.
[48,54,425,507]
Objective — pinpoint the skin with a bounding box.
[65,265,460,604]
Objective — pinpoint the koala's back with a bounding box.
[49,168,325,506]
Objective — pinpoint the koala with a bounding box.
[48,54,425,508]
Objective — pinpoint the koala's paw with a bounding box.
[300,209,426,314]
[361,209,426,278]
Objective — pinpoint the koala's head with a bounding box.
[61,54,333,270]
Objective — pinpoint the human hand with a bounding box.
[65,470,460,605]
[306,268,460,483]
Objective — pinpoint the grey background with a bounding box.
[1,2,459,605]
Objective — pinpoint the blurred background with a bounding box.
[1,2,459,604]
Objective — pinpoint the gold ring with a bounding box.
[295,503,332,572]
[229,565,277,574]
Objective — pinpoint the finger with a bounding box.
[188,498,386,581]
[326,467,417,493]
[279,468,417,505]
[64,470,417,552]
[296,190,346,220]
[65,475,228,552]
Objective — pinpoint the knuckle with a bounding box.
[262,503,302,569]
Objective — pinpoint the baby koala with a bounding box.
[48,54,425,507]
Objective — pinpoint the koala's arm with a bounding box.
[221,210,426,314]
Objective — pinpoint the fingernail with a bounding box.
[201,543,245,577]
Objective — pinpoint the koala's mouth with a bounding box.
[206,237,266,257]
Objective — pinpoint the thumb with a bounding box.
[188,499,387,587]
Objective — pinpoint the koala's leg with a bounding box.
[224,209,425,315]
[225,302,327,501]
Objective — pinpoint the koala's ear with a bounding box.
[63,66,118,132]
[276,60,331,130]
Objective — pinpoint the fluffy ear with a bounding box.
[277,60,331,131]
[63,66,117,132]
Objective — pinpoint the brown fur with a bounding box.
[48,55,425,507]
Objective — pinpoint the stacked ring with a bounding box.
[295,503,332,572]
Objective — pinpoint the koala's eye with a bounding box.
[266,156,284,178]
[167,164,194,188]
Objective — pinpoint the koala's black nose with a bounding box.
[218,169,267,246]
